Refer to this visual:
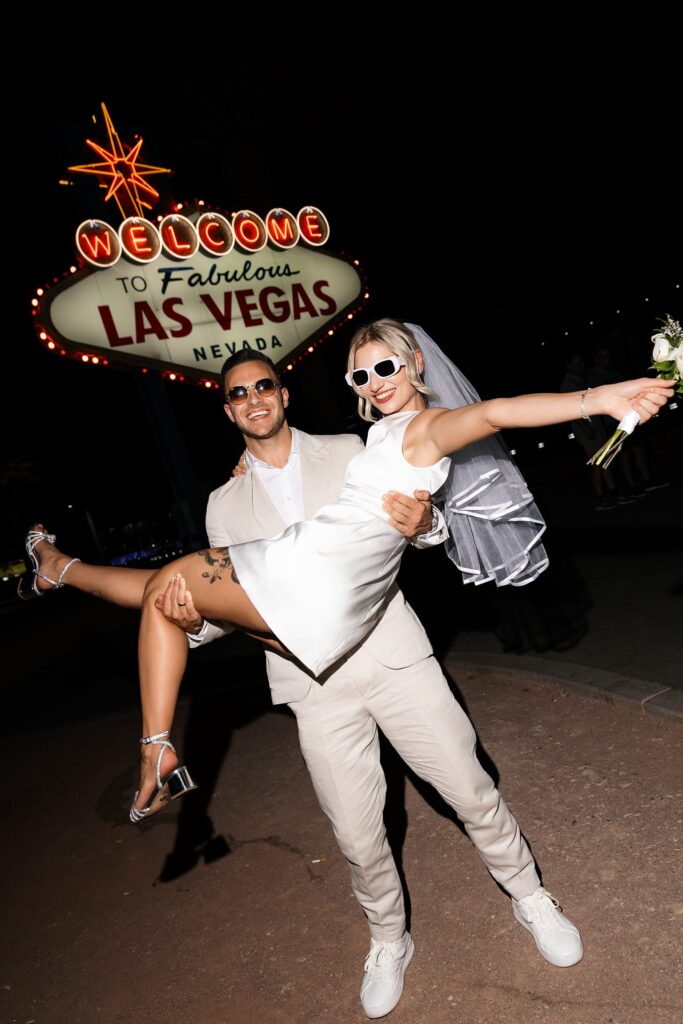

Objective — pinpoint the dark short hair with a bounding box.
[220,350,280,390]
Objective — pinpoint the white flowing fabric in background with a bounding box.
[406,324,549,587]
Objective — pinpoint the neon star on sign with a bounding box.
[69,103,171,220]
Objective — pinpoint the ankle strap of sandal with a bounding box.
[139,730,176,787]
[56,557,80,586]
[140,730,171,744]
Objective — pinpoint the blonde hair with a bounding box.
[346,318,436,422]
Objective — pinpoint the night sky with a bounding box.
[3,7,681,563]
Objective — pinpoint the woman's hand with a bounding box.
[590,377,674,424]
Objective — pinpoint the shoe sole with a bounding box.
[130,766,198,823]
[513,906,584,968]
[362,936,415,1019]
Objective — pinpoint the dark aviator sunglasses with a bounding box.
[225,378,281,405]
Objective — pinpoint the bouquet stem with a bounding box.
[587,409,640,470]
[587,429,627,468]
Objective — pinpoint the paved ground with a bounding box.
[2,661,682,1024]
[1,424,681,1023]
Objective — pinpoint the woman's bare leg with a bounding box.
[28,523,153,608]
[133,545,278,811]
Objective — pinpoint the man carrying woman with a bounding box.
[23,321,671,1017]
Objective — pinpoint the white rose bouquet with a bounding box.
[588,314,682,469]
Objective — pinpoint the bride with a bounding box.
[22,319,673,821]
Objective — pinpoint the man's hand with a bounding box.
[154,574,205,634]
[382,489,433,539]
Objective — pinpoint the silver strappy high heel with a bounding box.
[130,730,197,823]
[17,527,81,601]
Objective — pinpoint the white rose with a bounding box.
[652,333,675,361]
[675,346,683,377]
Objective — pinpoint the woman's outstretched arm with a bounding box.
[406,378,674,464]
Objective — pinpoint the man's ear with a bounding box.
[223,402,235,424]
[281,386,289,409]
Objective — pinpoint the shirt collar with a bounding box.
[245,427,300,471]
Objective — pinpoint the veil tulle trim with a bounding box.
[405,323,549,587]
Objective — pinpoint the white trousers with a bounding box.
[288,648,540,942]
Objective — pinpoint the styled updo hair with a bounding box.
[346,318,436,422]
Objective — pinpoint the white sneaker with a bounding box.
[360,932,414,1018]
[512,886,583,967]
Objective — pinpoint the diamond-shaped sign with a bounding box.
[38,240,364,380]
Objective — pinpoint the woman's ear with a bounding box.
[415,347,424,377]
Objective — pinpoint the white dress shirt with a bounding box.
[245,427,305,527]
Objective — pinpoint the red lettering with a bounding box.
[75,206,330,266]
[233,212,266,252]
[162,297,192,338]
[312,280,336,316]
[119,218,161,262]
[290,283,318,320]
[81,232,112,259]
[297,207,329,246]
[76,219,121,267]
[198,217,231,254]
[134,301,167,343]
[267,215,296,244]
[200,292,234,330]
[258,287,290,323]
[98,305,134,347]
[127,225,154,256]
[235,289,263,327]
[302,214,322,240]
[236,220,259,243]
[163,224,193,254]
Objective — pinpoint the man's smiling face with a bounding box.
[223,360,289,441]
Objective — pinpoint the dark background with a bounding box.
[3,5,682,571]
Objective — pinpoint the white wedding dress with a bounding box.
[229,411,450,676]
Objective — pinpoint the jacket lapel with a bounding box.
[229,430,339,539]
[298,432,335,519]
[250,473,287,536]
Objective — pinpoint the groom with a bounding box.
[157,348,583,1017]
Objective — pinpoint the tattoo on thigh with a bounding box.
[196,547,240,585]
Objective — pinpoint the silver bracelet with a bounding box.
[580,388,592,422]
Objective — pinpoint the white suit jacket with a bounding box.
[202,430,438,705]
